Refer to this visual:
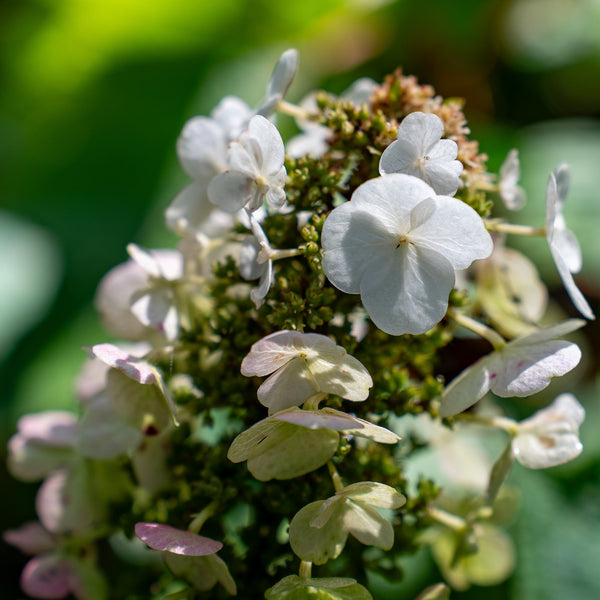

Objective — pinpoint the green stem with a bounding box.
[485,220,546,237]
[327,461,344,493]
[426,506,468,532]
[299,560,313,579]
[454,412,519,435]
[449,311,506,351]
[277,99,317,121]
[189,501,219,534]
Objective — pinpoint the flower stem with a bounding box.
[299,560,313,579]
[454,412,519,435]
[277,100,317,121]
[426,506,468,532]
[449,311,506,351]
[485,220,546,237]
[327,461,344,493]
[189,501,219,534]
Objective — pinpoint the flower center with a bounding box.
[396,234,409,249]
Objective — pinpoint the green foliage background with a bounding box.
[1,0,600,598]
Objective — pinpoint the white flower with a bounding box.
[167,49,297,235]
[241,330,373,413]
[439,319,584,417]
[498,148,526,210]
[512,393,584,469]
[379,112,463,196]
[208,115,286,213]
[546,164,595,320]
[321,174,493,335]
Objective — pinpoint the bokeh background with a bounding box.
[1,0,600,598]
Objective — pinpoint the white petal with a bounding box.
[248,115,285,174]
[379,138,420,174]
[208,171,255,213]
[491,341,581,397]
[342,77,377,105]
[257,357,320,413]
[439,357,492,417]
[339,481,406,509]
[166,181,215,236]
[210,95,252,141]
[127,243,162,278]
[87,343,157,384]
[176,116,226,179]
[410,196,493,270]
[399,112,445,155]
[261,48,298,111]
[360,242,455,335]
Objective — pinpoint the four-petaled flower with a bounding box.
[513,393,585,469]
[321,174,493,335]
[379,112,463,196]
[439,319,584,417]
[208,115,287,213]
[240,330,373,413]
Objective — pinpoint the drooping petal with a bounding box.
[439,357,493,417]
[134,523,222,556]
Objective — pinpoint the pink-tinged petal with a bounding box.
[21,554,73,599]
[3,522,55,555]
[176,116,226,179]
[208,171,255,213]
[273,408,361,431]
[87,343,157,385]
[36,468,97,535]
[240,330,310,376]
[17,412,78,447]
[491,340,581,398]
[135,523,222,556]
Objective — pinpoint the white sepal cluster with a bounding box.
[208,115,287,213]
[321,174,493,335]
[379,112,463,196]
[512,393,584,469]
[440,319,584,417]
[241,330,373,413]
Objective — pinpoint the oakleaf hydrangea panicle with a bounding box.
[241,330,373,413]
[545,165,595,320]
[321,174,493,335]
[208,115,287,213]
[439,319,584,417]
[512,393,584,469]
[379,112,463,196]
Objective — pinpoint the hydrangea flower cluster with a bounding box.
[5,49,595,600]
